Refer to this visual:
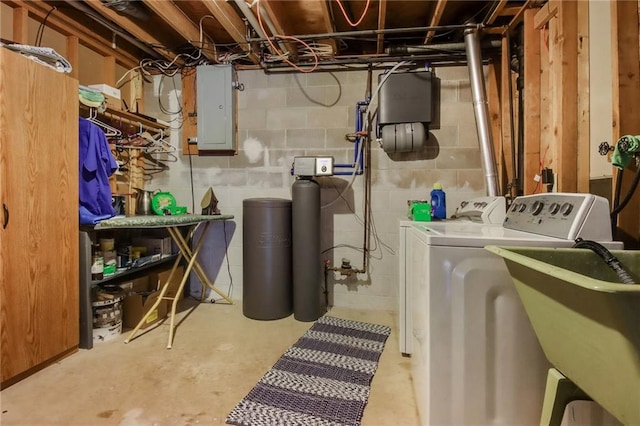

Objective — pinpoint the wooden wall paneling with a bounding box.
[550,0,578,192]
[611,0,640,248]
[181,69,198,155]
[487,60,506,195]
[576,1,590,193]
[523,8,541,195]
[500,35,515,196]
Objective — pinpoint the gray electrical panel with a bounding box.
[197,64,236,152]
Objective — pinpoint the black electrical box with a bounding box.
[378,70,438,127]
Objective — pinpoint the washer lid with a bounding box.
[410,221,567,248]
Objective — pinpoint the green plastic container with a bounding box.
[486,246,640,425]
[407,200,431,222]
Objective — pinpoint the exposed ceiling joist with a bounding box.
[83,0,175,61]
[142,0,218,62]
[3,0,139,68]
[4,0,535,71]
[376,0,387,54]
[200,0,259,64]
[508,0,532,31]
[534,0,558,29]
[485,0,508,25]
[501,6,524,16]
[316,0,337,56]
[259,0,298,60]
[424,0,448,44]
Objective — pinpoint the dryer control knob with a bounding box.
[531,201,544,215]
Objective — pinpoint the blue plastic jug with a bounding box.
[430,182,446,219]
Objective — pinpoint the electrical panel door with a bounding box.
[196,64,236,152]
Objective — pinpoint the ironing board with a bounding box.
[95,214,234,348]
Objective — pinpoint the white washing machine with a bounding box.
[399,193,623,426]
[399,195,508,356]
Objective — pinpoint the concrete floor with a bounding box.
[0,300,419,425]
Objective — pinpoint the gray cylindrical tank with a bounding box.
[242,198,292,320]
[292,179,324,322]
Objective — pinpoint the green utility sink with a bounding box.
[485,246,640,425]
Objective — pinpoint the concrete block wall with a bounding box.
[146,66,486,312]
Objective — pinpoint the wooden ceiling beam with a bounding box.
[200,0,259,64]
[376,0,387,54]
[534,0,558,29]
[424,0,447,44]
[83,0,175,61]
[142,0,217,62]
[316,0,337,56]
[500,6,524,16]
[260,0,298,60]
[507,0,532,32]
[3,0,139,68]
[485,0,508,24]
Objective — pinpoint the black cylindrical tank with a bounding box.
[292,178,324,322]
[242,198,292,320]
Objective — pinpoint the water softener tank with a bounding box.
[242,198,292,320]
[292,179,324,322]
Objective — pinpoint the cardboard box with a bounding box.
[118,276,150,294]
[103,93,121,111]
[88,84,121,99]
[149,266,185,301]
[87,84,121,111]
[132,237,174,257]
[122,275,167,330]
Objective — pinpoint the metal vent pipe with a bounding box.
[464,27,500,197]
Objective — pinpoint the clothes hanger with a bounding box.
[87,108,122,138]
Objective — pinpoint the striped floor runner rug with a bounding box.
[226,316,391,426]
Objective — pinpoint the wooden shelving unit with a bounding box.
[80,104,170,216]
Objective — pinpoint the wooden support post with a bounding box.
[126,149,143,216]
[611,0,640,248]
[12,6,29,44]
[487,61,505,195]
[540,20,552,191]
[66,35,79,80]
[103,55,116,87]
[523,8,541,195]
[550,0,578,192]
[576,1,590,193]
[501,36,514,195]
[181,70,198,156]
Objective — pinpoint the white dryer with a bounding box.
[399,193,623,426]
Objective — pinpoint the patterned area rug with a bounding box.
[226,316,391,426]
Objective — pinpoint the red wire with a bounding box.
[336,0,371,27]
[256,0,318,73]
